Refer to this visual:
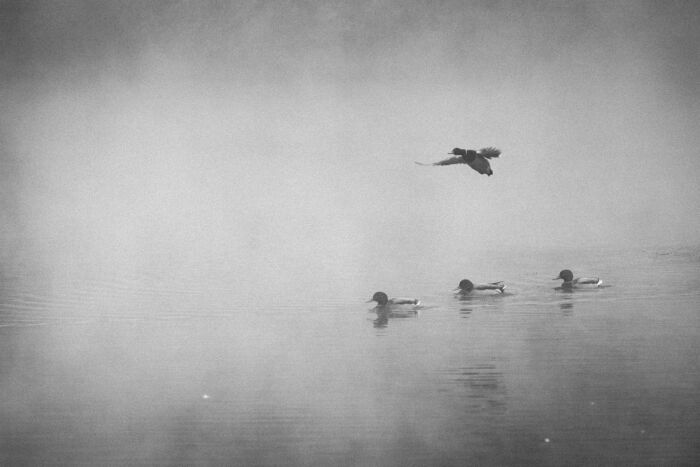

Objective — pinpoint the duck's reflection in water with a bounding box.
[559,295,574,312]
[456,294,474,318]
[455,291,507,318]
[459,306,473,317]
[372,308,419,328]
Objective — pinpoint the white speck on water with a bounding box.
[202,394,210,400]
[544,438,550,443]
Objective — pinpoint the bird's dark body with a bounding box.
[416,147,501,176]
[451,147,498,176]
[461,149,478,163]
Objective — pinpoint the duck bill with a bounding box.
[365,299,375,303]
[551,277,560,280]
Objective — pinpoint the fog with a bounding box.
[2,0,700,293]
[2,2,700,463]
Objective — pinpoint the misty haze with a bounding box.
[1,1,699,465]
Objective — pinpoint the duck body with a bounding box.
[452,148,498,176]
[367,292,421,308]
[416,147,501,176]
[454,279,506,294]
[465,154,493,175]
[368,292,420,327]
[553,269,602,288]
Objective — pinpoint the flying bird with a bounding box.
[416,147,501,176]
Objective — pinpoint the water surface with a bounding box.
[1,245,699,465]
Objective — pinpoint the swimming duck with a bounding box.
[416,147,501,176]
[367,292,421,308]
[553,270,602,288]
[454,279,506,294]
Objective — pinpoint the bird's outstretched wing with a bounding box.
[415,155,464,166]
[478,147,501,159]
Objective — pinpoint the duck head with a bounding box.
[554,269,574,282]
[455,279,474,292]
[367,291,389,306]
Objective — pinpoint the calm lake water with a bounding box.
[1,244,699,465]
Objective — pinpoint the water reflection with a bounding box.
[442,363,507,414]
[453,291,507,318]
[458,306,473,317]
[372,308,419,328]
[558,294,574,312]
[559,299,574,312]
[373,309,389,328]
[455,293,474,317]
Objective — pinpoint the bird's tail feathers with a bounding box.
[479,147,501,159]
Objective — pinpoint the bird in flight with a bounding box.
[416,147,501,176]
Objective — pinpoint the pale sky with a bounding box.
[2,1,699,289]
